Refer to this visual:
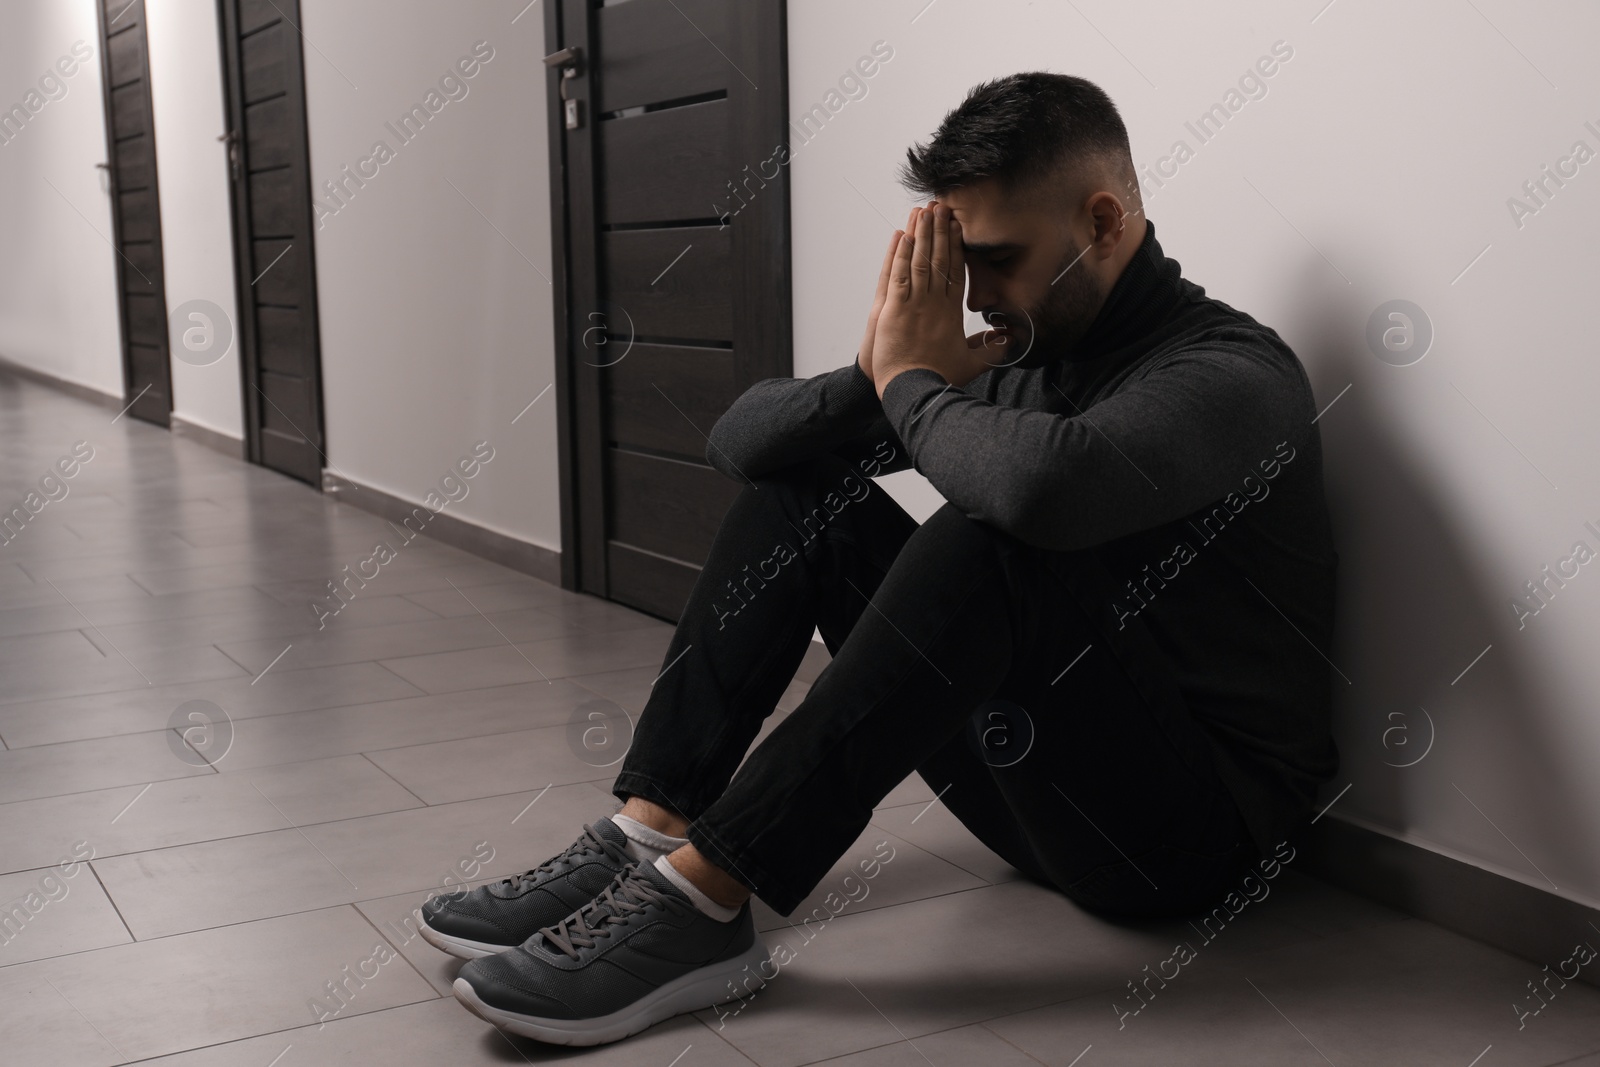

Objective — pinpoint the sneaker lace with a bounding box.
[493,822,620,896]
[537,864,677,960]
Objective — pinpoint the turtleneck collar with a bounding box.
[1058,216,1186,365]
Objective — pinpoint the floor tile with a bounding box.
[0,573,154,613]
[0,661,423,748]
[1201,918,1600,1066]
[869,795,1032,887]
[127,558,369,597]
[10,906,438,1061]
[364,721,629,805]
[0,754,422,874]
[377,624,672,693]
[253,557,535,607]
[19,539,309,584]
[0,643,246,706]
[132,996,752,1066]
[795,639,833,684]
[0,628,103,669]
[984,984,1330,1066]
[216,614,537,675]
[875,771,937,809]
[569,661,812,716]
[0,730,215,805]
[87,592,442,659]
[93,828,361,939]
[751,823,986,935]
[0,585,284,641]
[0,964,124,1065]
[296,784,618,900]
[697,879,1184,1067]
[405,580,666,634]
[813,1022,1054,1066]
[197,679,597,772]
[0,855,132,967]
[985,915,1600,1067]
[0,561,36,588]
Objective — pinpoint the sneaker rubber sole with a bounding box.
[451,937,772,1046]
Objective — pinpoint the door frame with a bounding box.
[543,0,585,593]
[214,0,328,484]
[95,0,174,426]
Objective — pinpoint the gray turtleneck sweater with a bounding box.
[704,218,1341,860]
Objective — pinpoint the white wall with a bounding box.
[787,0,1600,909]
[145,0,243,441]
[298,1,559,551]
[0,0,123,397]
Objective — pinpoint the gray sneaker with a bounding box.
[416,817,636,959]
[452,856,771,1046]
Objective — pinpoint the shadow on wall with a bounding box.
[1300,271,1598,901]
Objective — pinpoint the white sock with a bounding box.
[653,854,740,922]
[612,813,689,868]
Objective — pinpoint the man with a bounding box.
[424,71,1340,1047]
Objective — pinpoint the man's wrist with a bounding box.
[841,355,877,397]
[851,355,873,386]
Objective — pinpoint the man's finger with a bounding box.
[891,207,917,296]
[875,227,901,308]
[910,204,933,292]
[889,222,915,293]
[930,204,950,293]
[949,216,965,297]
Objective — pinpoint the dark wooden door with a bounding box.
[216,0,326,485]
[546,0,791,622]
[96,0,172,426]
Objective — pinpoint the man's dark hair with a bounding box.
[899,72,1140,212]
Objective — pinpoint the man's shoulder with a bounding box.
[1114,298,1319,436]
[1140,297,1308,386]
[1169,286,1296,351]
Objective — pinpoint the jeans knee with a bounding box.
[745,454,894,540]
[911,501,1010,562]
[747,453,854,494]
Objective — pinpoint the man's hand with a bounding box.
[855,219,905,383]
[872,202,998,399]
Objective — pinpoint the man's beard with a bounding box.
[979,237,1104,371]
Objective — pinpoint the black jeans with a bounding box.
[611,452,1260,918]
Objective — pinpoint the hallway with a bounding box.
[1,371,1597,1064]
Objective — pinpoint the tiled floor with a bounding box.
[2,371,1598,1066]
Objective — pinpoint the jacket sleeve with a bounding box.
[875,341,1312,551]
[704,358,914,483]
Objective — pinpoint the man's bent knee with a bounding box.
[747,453,861,496]
[908,501,1013,561]
[744,454,906,546]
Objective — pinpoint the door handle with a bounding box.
[218,129,241,180]
[542,46,583,74]
[543,45,584,128]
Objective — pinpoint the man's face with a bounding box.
[941,178,1108,369]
